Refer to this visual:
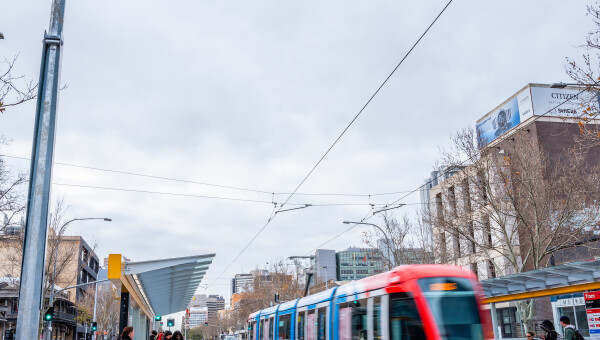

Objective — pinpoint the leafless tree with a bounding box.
[430,127,600,331]
[0,54,37,114]
[361,212,435,270]
[565,1,600,138]
[94,283,121,338]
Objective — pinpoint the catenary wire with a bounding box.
[207,0,455,288]
[0,153,417,197]
[54,182,423,207]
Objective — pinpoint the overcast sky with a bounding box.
[1,0,595,327]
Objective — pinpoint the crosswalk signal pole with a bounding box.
[16,0,66,339]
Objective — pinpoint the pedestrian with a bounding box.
[150,330,158,340]
[120,326,135,340]
[540,320,559,340]
[526,331,535,339]
[172,330,184,340]
[164,330,173,339]
[157,332,165,340]
[560,316,583,340]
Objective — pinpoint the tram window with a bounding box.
[351,299,368,340]
[372,297,381,340]
[249,322,256,340]
[260,320,266,340]
[389,294,426,340]
[269,317,274,340]
[279,314,292,340]
[317,308,327,340]
[297,313,306,340]
[307,310,316,340]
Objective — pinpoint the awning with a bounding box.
[481,257,600,303]
[122,254,215,316]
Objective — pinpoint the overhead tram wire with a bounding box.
[303,83,600,255]
[0,153,417,198]
[207,0,455,288]
[55,182,423,207]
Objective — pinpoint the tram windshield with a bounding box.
[418,277,484,340]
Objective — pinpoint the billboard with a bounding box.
[476,88,530,147]
[476,84,591,147]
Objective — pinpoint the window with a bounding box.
[297,312,306,340]
[278,314,292,340]
[249,322,256,340]
[389,294,426,340]
[317,308,326,340]
[418,277,483,340]
[373,297,382,340]
[351,299,367,340]
[269,317,274,340]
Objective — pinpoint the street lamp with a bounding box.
[0,32,4,39]
[47,217,111,340]
[342,221,396,268]
[550,82,600,89]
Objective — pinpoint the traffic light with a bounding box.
[204,322,208,326]
[167,319,175,327]
[44,307,54,321]
[91,322,97,331]
[155,316,162,321]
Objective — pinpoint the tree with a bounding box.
[95,283,121,338]
[0,54,37,114]
[430,127,600,331]
[361,213,435,270]
[566,1,600,135]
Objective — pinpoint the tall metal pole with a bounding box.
[93,282,99,340]
[16,0,66,339]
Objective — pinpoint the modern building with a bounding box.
[188,306,208,328]
[427,83,600,338]
[335,247,384,281]
[231,273,254,295]
[189,294,208,308]
[312,249,336,283]
[206,295,225,320]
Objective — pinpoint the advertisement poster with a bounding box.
[530,87,584,118]
[585,291,600,340]
[307,314,315,340]
[476,96,521,147]
[264,320,270,340]
[338,307,352,340]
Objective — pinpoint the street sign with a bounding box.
[585,291,600,340]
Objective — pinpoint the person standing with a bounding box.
[560,316,581,340]
[120,326,135,340]
[540,320,559,340]
[172,330,184,340]
[526,331,535,339]
[150,330,158,340]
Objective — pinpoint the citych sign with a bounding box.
[476,84,589,147]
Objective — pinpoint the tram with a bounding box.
[247,265,492,340]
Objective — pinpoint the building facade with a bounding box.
[206,295,225,320]
[0,235,99,340]
[231,273,254,295]
[336,247,384,281]
[427,83,600,338]
[188,306,208,328]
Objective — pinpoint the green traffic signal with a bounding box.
[167,319,174,327]
[44,307,54,321]
[155,316,162,321]
[91,322,97,331]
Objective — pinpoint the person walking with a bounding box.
[560,316,582,340]
[164,330,173,339]
[540,320,559,340]
[172,330,184,340]
[150,330,158,340]
[120,326,135,340]
[526,331,535,339]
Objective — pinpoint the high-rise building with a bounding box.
[231,273,254,295]
[312,249,336,283]
[188,306,208,328]
[336,247,384,281]
[206,295,224,319]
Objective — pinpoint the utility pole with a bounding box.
[16,0,66,339]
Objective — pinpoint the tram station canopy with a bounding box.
[116,254,215,316]
[481,257,600,303]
